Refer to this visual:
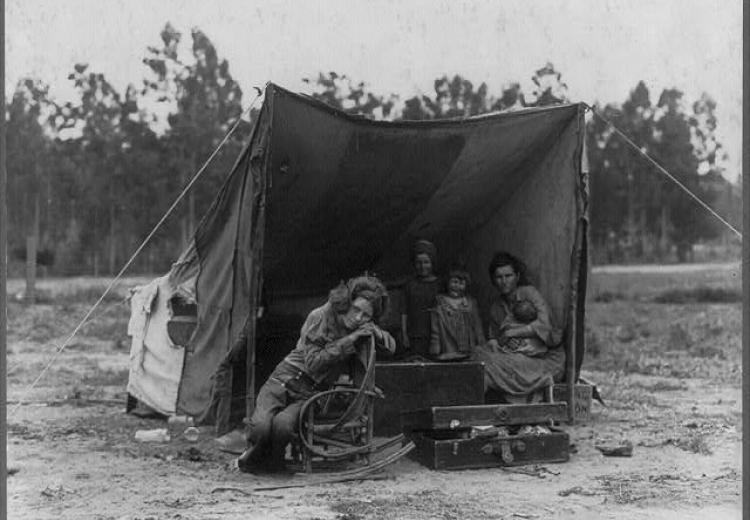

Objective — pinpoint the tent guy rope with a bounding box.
[8,89,264,419]
[586,104,742,240]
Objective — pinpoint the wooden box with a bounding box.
[402,403,570,470]
[373,362,485,436]
[552,384,593,421]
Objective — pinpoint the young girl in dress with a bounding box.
[429,265,485,361]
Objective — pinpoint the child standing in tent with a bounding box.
[401,240,440,359]
[429,265,486,360]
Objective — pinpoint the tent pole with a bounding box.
[566,282,577,422]
[1,0,9,512]
[245,318,255,424]
[567,113,588,423]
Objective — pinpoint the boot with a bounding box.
[237,444,267,474]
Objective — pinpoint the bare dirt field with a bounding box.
[6,264,742,519]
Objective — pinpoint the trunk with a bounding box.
[637,204,647,259]
[188,189,195,241]
[625,170,635,262]
[180,219,188,251]
[659,205,670,261]
[676,242,691,263]
[24,196,40,303]
[189,149,197,238]
[180,166,191,250]
[25,235,37,303]
[108,199,116,275]
[374,362,485,436]
[93,208,98,276]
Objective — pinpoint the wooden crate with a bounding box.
[373,362,485,436]
[552,384,593,421]
[409,430,570,470]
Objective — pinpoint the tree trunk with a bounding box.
[108,199,116,275]
[625,170,635,262]
[659,206,670,262]
[188,150,196,244]
[93,206,99,277]
[638,204,647,260]
[180,165,190,250]
[25,196,40,304]
[188,189,195,243]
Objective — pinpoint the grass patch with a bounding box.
[630,379,687,392]
[582,299,741,382]
[668,433,713,455]
[592,290,627,303]
[81,368,130,387]
[653,286,742,304]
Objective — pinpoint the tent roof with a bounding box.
[260,84,585,296]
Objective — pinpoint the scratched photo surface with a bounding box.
[5,1,742,519]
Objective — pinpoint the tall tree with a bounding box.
[302,72,396,119]
[400,74,492,120]
[143,23,251,248]
[526,63,569,107]
[586,81,725,263]
[5,78,54,287]
[57,64,132,274]
[6,79,51,246]
[428,75,491,118]
[491,82,525,111]
[652,88,718,260]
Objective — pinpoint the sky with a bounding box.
[6,0,743,181]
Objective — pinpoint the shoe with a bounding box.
[237,446,266,474]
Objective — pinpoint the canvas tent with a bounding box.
[127,83,588,430]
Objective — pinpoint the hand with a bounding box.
[501,324,527,338]
[349,323,395,353]
[379,329,397,353]
[349,323,376,342]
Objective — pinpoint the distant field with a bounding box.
[5,276,153,302]
[6,262,742,301]
[588,262,741,302]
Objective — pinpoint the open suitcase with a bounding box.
[401,403,570,470]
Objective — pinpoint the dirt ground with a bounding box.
[6,265,743,520]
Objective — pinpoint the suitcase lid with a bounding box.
[401,402,568,431]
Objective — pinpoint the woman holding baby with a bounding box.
[474,251,566,401]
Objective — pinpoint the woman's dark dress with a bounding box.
[474,285,565,396]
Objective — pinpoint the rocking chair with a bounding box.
[293,336,411,473]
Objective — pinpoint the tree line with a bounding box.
[7,24,741,277]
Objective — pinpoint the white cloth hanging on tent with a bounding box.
[127,275,185,415]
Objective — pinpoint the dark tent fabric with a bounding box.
[160,83,588,419]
